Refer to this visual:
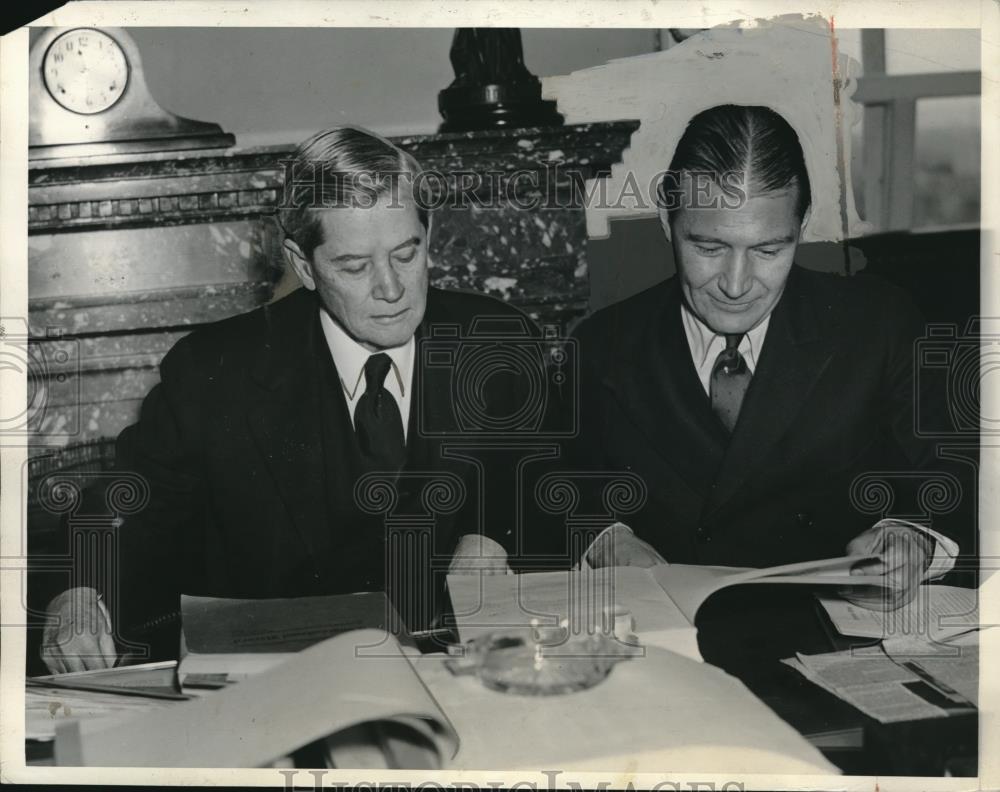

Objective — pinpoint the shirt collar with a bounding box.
[319,308,415,400]
[680,299,771,371]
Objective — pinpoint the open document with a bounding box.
[447,555,883,661]
[54,629,457,768]
[46,627,837,773]
[650,554,884,622]
[783,635,978,724]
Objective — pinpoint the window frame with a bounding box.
[854,29,981,232]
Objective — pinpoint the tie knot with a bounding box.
[724,333,743,352]
[364,353,393,394]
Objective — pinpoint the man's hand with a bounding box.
[41,587,117,674]
[843,522,934,610]
[448,534,511,576]
[585,522,666,569]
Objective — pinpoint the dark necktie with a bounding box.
[354,353,406,470]
[710,334,752,432]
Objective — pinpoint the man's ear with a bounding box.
[799,204,812,238]
[282,238,316,291]
[658,205,673,243]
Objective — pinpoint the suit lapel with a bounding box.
[703,267,836,518]
[406,288,470,471]
[244,287,464,570]
[600,280,727,496]
[404,316,435,473]
[246,290,333,564]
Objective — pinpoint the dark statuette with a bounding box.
[438,28,563,133]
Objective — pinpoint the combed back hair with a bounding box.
[278,126,428,260]
[661,104,812,222]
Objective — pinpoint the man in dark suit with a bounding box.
[42,126,531,672]
[573,105,963,606]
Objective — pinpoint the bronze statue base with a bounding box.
[438,80,563,133]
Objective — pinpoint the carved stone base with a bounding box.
[438,81,563,133]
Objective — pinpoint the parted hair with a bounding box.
[278,126,428,260]
[661,104,812,221]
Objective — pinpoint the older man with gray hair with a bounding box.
[42,126,528,672]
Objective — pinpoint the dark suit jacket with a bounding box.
[100,286,537,655]
[568,266,971,568]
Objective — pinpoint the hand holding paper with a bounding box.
[844,520,934,610]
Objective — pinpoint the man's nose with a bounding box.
[718,252,752,299]
[372,258,404,302]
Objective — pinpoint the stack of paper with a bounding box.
[55,629,457,768]
[818,585,981,643]
[783,642,977,724]
[786,584,982,725]
[27,662,181,742]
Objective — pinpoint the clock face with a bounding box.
[42,29,129,115]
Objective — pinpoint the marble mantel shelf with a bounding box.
[29,122,640,233]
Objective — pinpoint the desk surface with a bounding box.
[25,586,978,775]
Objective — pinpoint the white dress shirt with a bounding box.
[681,302,771,394]
[319,309,415,441]
[678,301,958,579]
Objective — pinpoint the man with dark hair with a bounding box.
[42,126,527,672]
[574,104,961,606]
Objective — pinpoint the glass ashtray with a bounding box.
[445,622,637,696]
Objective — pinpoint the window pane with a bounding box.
[914,96,980,229]
[886,29,980,74]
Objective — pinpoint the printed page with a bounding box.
[882,632,979,705]
[784,646,976,724]
[54,629,458,768]
[818,585,980,642]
